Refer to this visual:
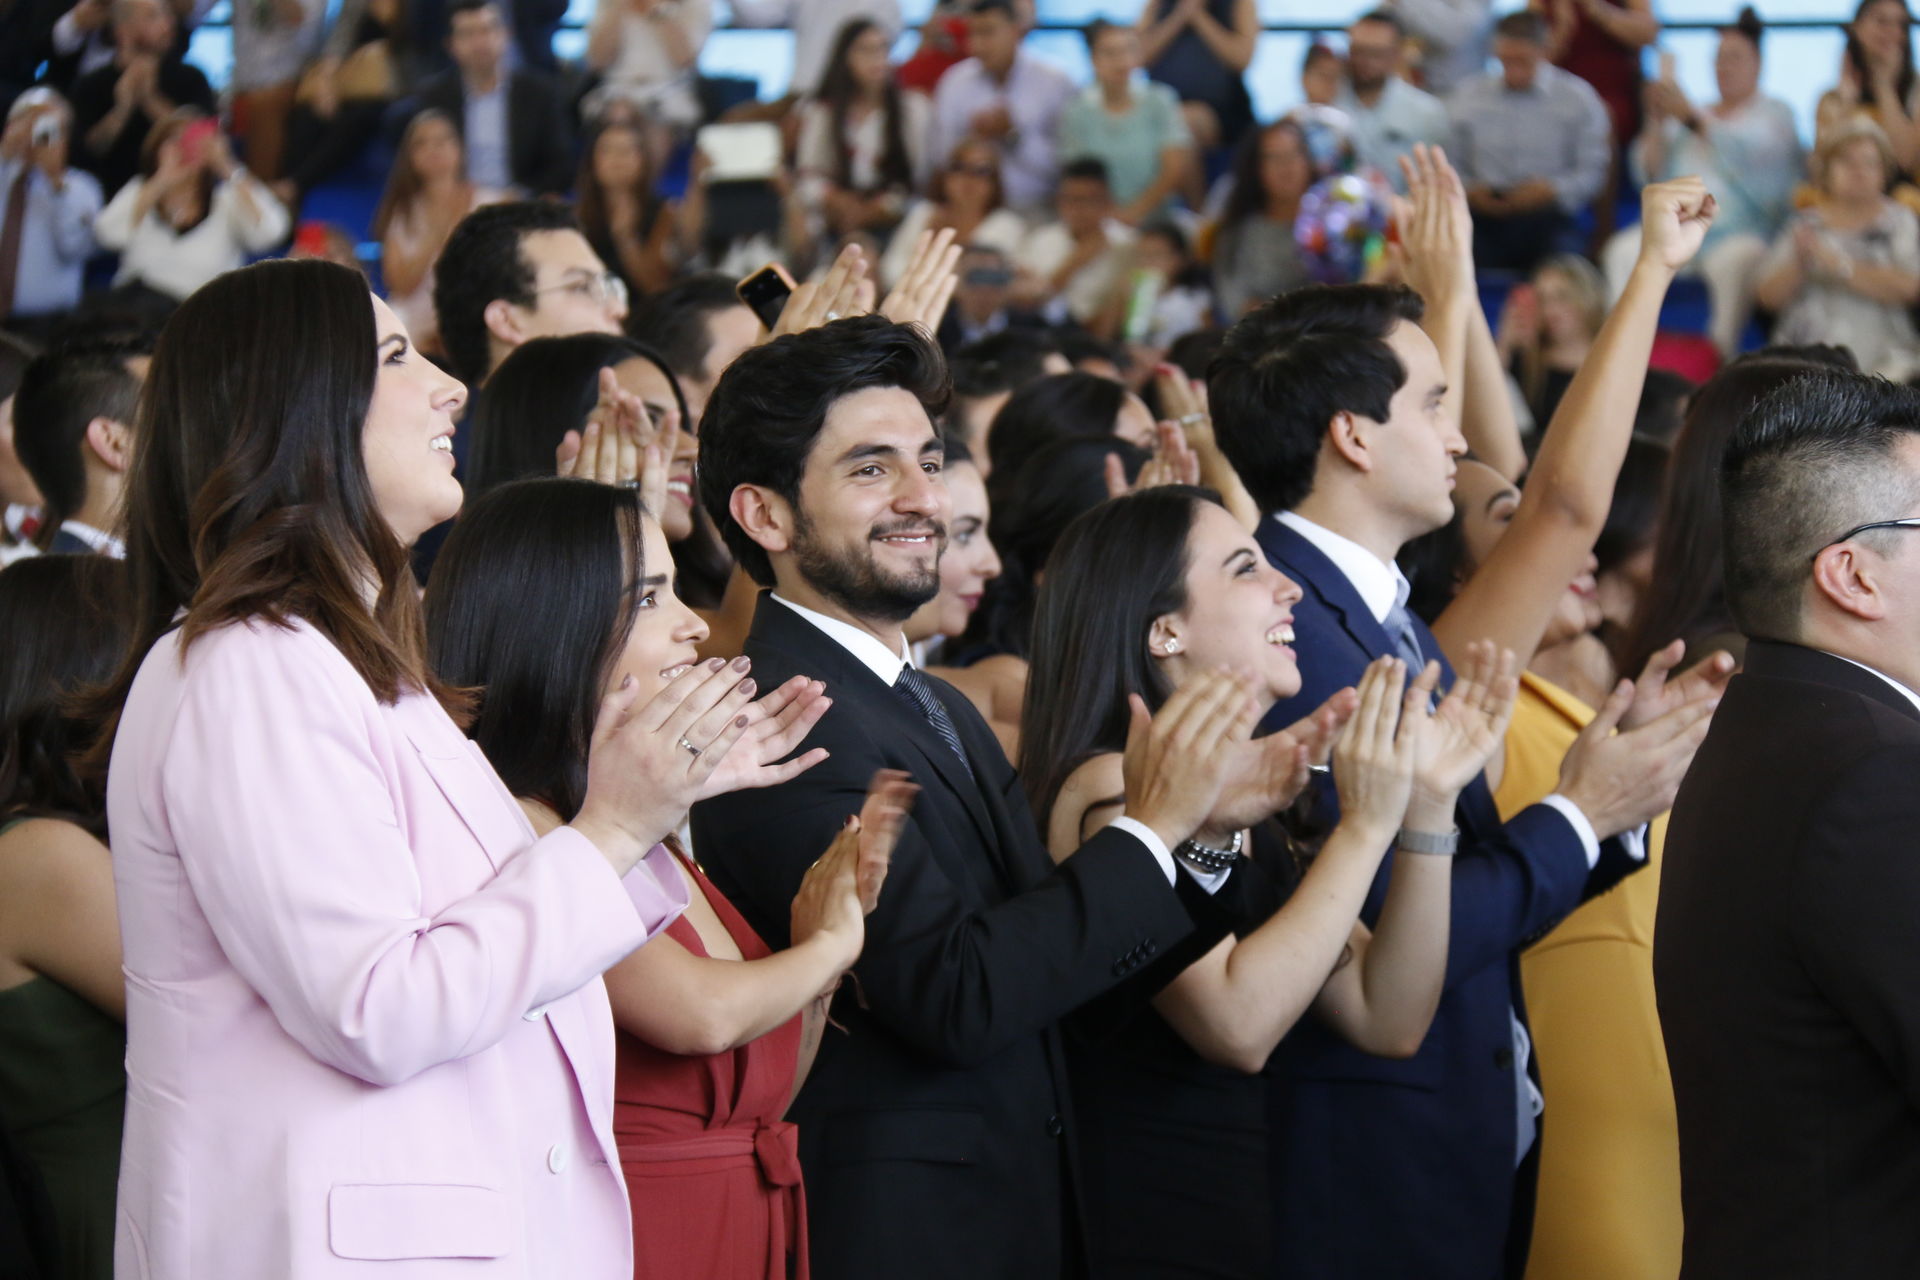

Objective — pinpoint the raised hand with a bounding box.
[1121,669,1264,851]
[771,246,868,337]
[1103,420,1202,498]
[789,770,921,984]
[1396,143,1474,305]
[1556,677,1718,839]
[696,671,835,796]
[879,226,963,332]
[1621,640,1736,731]
[556,366,659,493]
[1329,657,1420,842]
[1405,641,1519,820]
[1636,176,1716,274]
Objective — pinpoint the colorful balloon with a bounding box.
[1294,173,1391,285]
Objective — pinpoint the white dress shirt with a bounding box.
[769,592,1184,884]
[927,53,1075,214]
[1832,654,1920,716]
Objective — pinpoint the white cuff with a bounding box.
[1110,816,1176,885]
[1540,793,1601,869]
[1616,824,1649,864]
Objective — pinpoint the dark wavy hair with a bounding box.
[698,314,951,586]
[983,371,1129,483]
[1018,485,1219,826]
[464,332,690,497]
[1846,0,1915,116]
[1220,119,1311,230]
[0,556,129,838]
[817,19,915,194]
[432,200,583,385]
[83,259,467,773]
[426,478,645,821]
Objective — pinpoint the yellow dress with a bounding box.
[1497,673,1681,1280]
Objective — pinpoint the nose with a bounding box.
[898,463,945,518]
[676,595,711,646]
[978,539,1004,583]
[1582,551,1599,575]
[435,369,469,417]
[1272,567,1303,607]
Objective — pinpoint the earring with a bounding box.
[1161,640,1180,655]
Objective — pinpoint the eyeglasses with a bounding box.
[1813,516,1920,561]
[532,271,628,312]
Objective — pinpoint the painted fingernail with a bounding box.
[732,656,752,672]
[735,715,749,727]
[738,678,756,696]
[708,657,726,670]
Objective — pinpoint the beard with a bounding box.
[793,509,946,624]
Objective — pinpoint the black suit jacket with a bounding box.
[414,69,573,196]
[689,595,1215,1280]
[1657,641,1920,1278]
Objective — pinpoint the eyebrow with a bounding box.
[1224,547,1256,569]
[1486,489,1518,514]
[837,437,945,466]
[377,333,407,350]
[640,573,670,589]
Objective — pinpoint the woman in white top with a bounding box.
[796,19,931,244]
[583,0,713,161]
[94,111,291,305]
[374,110,510,357]
[879,138,1025,289]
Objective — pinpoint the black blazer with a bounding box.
[1256,516,1643,1279]
[689,595,1216,1280]
[413,69,574,196]
[1657,641,1920,1278]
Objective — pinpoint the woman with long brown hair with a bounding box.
[796,19,929,244]
[574,118,679,299]
[375,108,509,356]
[92,258,827,1277]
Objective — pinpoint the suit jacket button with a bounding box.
[1046,1115,1065,1138]
[1112,960,1128,976]
[1493,1047,1514,1070]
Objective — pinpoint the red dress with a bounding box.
[615,857,808,1280]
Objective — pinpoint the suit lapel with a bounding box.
[1259,519,1399,664]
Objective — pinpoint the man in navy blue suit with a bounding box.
[1208,274,1711,1276]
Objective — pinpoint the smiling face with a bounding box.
[906,459,1000,641]
[783,385,950,625]
[609,355,697,541]
[605,512,712,702]
[363,293,470,545]
[1153,501,1305,706]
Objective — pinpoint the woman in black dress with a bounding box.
[1020,487,1513,1276]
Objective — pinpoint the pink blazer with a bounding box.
[106,619,690,1278]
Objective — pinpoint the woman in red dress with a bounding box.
[425,476,914,1280]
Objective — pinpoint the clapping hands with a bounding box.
[556,366,674,516]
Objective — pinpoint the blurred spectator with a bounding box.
[583,0,713,146]
[1301,42,1342,107]
[1755,121,1920,379]
[375,109,508,357]
[1601,9,1798,356]
[432,200,628,386]
[1539,0,1658,152]
[1384,0,1493,95]
[93,111,291,305]
[1817,0,1919,178]
[1059,21,1193,223]
[898,0,971,94]
[577,119,680,298]
[1015,158,1134,327]
[1097,217,1214,348]
[1134,0,1256,151]
[417,0,574,197]
[928,0,1074,215]
[408,0,569,73]
[287,218,365,272]
[1499,253,1607,430]
[1631,365,1695,443]
[0,334,42,566]
[0,89,102,339]
[985,367,1156,480]
[625,273,762,427]
[1338,10,1453,190]
[880,138,1025,288]
[42,0,197,89]
[272,0,403,207]
[937,242,1044,350]
[1451,9,1611,271]
[946,329,1067,459]
[1209,119,1312,318]
[795,19,929,245]
[729,0,903,98]
[66,0,215,198]
[10,336,142,556]
[229,0,327,181]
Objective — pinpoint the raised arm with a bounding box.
[1429,178,1713,669]
[1397,145,1474,445]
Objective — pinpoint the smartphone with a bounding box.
[736,262,796,330]
[30,114,60,148]
[179,118,218,167]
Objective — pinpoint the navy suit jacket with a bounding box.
[1255,516,1643,1279]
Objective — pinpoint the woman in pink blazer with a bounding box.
[94,258,825,1278]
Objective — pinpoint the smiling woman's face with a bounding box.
[362,292,469,545]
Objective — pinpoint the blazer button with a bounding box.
[1112,959,1129,976]
[1046,1115,1065,1138]
[547,1143,570,1175]
[1493,1047,1514,1070]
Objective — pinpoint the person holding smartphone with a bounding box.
[92,108,290,305]
[0,87,103,334]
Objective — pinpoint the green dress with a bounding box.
[0,818,125,1280]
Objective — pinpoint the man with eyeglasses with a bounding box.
[1658,368,1920,1277]
[432,199,629,390]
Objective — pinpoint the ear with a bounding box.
[1146,612,1183,658]
[482,297,526,351]
[1324,408,1375,475]
[730,484,795,561]
[1811,543,1890,623]
[85,417,133,473]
